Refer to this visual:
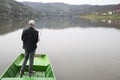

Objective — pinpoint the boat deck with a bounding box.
[0,54,55,80]
[16,55,49,67]
[16,71,45,78]
[2,78,54,80]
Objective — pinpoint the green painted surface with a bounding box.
[15,71,45,78]
[15,54,49,66]
[2,78,54,80]
[0,54,56,80]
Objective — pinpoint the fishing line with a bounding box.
[39,14,51,40]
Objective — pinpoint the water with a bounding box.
[0,17,120,80]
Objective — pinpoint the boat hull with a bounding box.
[0,54,56,80]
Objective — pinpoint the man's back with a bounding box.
[22,27,39,51]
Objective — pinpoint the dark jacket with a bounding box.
[22,27,39,51]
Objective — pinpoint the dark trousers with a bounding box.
[21,50,35,74]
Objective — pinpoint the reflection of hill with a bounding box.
[35,16,120,29]
[81,18,120,29]
[0,19,27,35]
[0,16,120,35]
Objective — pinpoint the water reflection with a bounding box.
[36,16,120,29]
[0,16,120,35]
[0,19,27,35]
[86,18,120,29]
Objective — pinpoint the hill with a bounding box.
[0,0,43,20]
[82,4,120,14]
[22,2,120,16]
[22,2,92,16]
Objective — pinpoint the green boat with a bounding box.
[0,54,56,80]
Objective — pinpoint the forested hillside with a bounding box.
[22,2,91,16]
[0,0,43,20]
[22,2,120,16]
[1,0,119,20]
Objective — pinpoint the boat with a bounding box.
[0,53,56,80]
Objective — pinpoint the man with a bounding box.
[20,20,39,77]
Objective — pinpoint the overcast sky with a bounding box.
[16,0,120,5]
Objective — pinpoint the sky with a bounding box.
[16,0,120,5]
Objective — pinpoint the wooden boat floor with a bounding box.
[1,71,55,80]
[15,71,45,78]
[2,78,54,80]
[16,57,48,66]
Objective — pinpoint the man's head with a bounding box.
[28,20,35,27]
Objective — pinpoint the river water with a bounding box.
[0,17,120,80]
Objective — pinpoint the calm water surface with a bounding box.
[0,18,120,80]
